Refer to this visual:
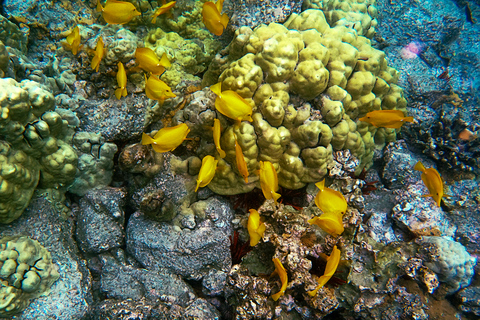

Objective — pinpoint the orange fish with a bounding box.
[271,258,288,301]
[358,110,414,129]
[308,246,341,296]
[141,123,190,153]
[91,36,104,72]
[413,161,446,207]
[151,1,176,23]
[115,61,127,99]
[144,74,176,101]
[66,26,81,55]
[202,0,229,36]
[135,47,171,75]
[97,0,141,24]
[234,135,249,183]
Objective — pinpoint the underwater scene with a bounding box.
[0,0,479,318]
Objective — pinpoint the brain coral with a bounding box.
[178,9,406,195]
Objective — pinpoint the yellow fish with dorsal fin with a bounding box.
[234,135,249,183]
[115,61,127,99]
[259,161,281,204]
[358,110,414,129]
[271,257,288,301]
[195,155,218,192]
[66,26,81,55]
[135,47,171,75]
[308,245,341,296]
[145,74,176,101]
[202,0,229,36]
[247,209,265,247]
[141,123,190,153]
[151,1,176,23]
[414,161,447,207]
[91,36,104,72]
[97,0,141,24]
[210,82,253,124]
[213,119,226,158]
[314,179,347,214]
[308,212,344,237]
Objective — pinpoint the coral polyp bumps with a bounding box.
[177,9,407,195]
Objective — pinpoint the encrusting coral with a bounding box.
[0,236,59,317]
[0,78,78,223]
[180,8,407,195]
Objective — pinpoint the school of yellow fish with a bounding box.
[62,0,451,302]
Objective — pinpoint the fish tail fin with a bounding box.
[215,0,225,12]
[220,13,229,28]
[151,16,157,24]
[272,191,281,204]
[122,87,127,97]
[91,56,100,72]
[404,116,414,123]
[141,133,154,145]
[115,88,122,100]
[210,82,222,96]
[390,122,405,129]
[218,149,226,158]
[159,53,171,68]
[413,161,426,172]
[96,0,103,12]
[315,179,325,191]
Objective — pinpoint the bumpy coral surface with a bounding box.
[302,0,378,38]
[0,78,79,223]
[186,9,406,195]
[0,236,59,317]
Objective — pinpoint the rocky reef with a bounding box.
[0,0,479,319]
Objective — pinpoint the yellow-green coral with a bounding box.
[184,8,407,194]
[0,236,59,317]
[0,78,79,223]
[144,27,222,87]
[302,0,378,38]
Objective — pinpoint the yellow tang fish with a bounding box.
[202,0,229,36]
[195,155,218,192]
[151,1,176,23]
[66,26,81,55]
[247,209,265,247]
[314,179,347,214]
[358,110,414,129]
[135,47,171,75]
[259,161,281,204]
[308,245,341,296]
[115,61,127,99]
[234,135,249,183]
[97,0,141,25]
[210,82,253,124]
[145,74,176,101]
[141,123,190,153]
[308,212,344,237]
[213,119,226,158]
[414,161,446,207]
[271,258,288,301]
[91,36,105,72]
